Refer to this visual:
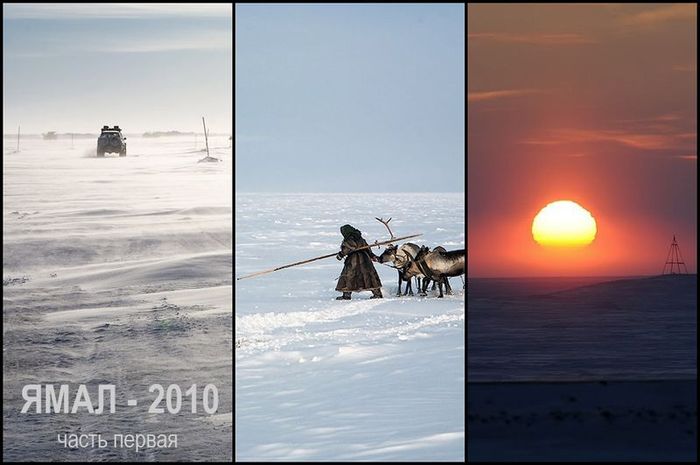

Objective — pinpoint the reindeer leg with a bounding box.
[438,278,444,298]
[402,272,410,296]
[396,271,402,296]
[445,278,453,295]
[406,278,414,296]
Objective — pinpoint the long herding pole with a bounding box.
[202,117,210,158]
[236,233,423,280]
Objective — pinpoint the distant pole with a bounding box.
[202,117,210,158]
[662,235,688,275]
[17,125,20,152]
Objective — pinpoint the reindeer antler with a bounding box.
[375,217,395,240]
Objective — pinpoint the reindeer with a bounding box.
[375,217,425,296]
[420,246,454,294]
[406,246,465,298]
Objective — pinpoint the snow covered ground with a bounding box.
[468,275,697,461]
[468,275,697,382]
[3,135,232,461]
[235,193,465,461]
[469,379,697,462]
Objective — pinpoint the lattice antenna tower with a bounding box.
[662,235,688,275]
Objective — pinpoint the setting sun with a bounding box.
[532,200,597,247]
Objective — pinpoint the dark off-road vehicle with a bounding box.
[97,126,127,157]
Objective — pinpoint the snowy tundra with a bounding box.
[235,193,465,461]
[468,275,697,461]
[3,135,232,461]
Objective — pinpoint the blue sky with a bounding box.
[235,4,465,192]
[2,3,232,134]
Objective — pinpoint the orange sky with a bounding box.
[468,4,697,277]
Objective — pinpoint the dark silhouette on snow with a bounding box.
[335,224,383,300]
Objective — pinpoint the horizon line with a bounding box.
[467,273,697,279]
[3,132,232,136]
[235,191,466,194]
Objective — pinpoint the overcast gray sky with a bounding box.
[2,3,232,134]
[235,4,465,192]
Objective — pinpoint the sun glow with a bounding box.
[532,200,597,247]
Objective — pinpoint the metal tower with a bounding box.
[662,235,688,275]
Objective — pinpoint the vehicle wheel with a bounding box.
[97,150,104,157]
[119,151,126,157]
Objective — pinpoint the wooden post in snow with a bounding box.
[202,117,210,158]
